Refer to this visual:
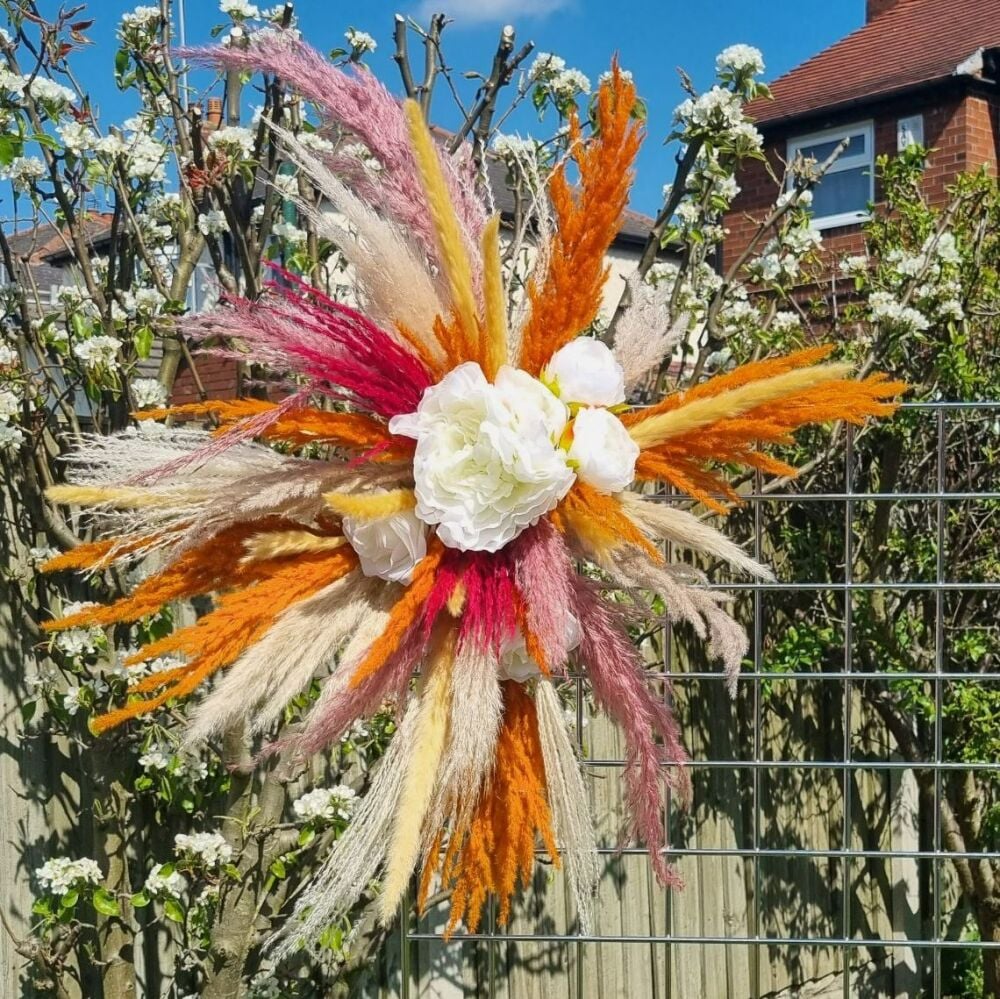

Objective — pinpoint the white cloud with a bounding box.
[414,0,571,25]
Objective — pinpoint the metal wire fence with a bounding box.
[399,401,1000,999]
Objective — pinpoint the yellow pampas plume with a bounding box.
[481,214,508,379]
[403,99,480,361]
[241,531,345,564]
[628,362,854,450]
[378,627,454,923]
[323,489,416,521]
[46,484,178,510]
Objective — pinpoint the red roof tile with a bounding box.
[745,0,1000,126]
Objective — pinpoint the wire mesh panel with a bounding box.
[400,402,1000,999]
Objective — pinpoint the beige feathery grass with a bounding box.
[628,362,854,450]
[403,99,481,358]
[378,628,454,923]
[323,489,416,520]
[536,679,600,933]
[481,214,508,379]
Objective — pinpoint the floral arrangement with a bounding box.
[42,33,903,944]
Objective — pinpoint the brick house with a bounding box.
[724,0,1000,268]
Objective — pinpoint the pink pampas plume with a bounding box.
[179,35,486,269]
[571,574,689,889]
[511,519,577,676]
[185,266,432,419]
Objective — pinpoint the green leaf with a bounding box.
[134,326,154,359]
[20,700,36,724]
[32,897,53,917]
[59,889,79,910]
[115,48,129,78]
[269,858,287,879]
[130,891,150,908]
[92,887,120,917]
[221,863,241,882]
[297,826,316,848]
[0,133,24,166]
[163,898,185,923]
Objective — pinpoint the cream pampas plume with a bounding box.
[536,679,600,933]
[612,274,686,390]
[620,493,772,580]
[184,574,378,744]
[379,628,454,922]
[272,698,421,961]
[421,645,503,849]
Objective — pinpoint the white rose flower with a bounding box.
[499,615,582,682]
[568,407,639,494]
[390,362,573,553]
[542,338,626,408]
[341,508,428,584]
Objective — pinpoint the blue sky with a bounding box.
[60,0,865,214]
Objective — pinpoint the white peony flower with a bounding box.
[342,508,428,584]
[568,407,640,494]
[499,615,582,682]
[542,338,626,408]
[390,362,573,552]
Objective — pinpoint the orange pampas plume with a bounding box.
[92,547,358,733]
[438,681,560,935]
[518,63,643,375]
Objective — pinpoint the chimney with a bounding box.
[867,0,901,20]
[205,98,224,131]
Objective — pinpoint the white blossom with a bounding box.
[119,6,162,34]
[73,335,122,370]
[198,209,230,236]
[716,44,765,77]
[869,291,930,331]
[938,298,964,321]
[131,378,168,409]
[24,75,75,108]
[676,87,744,132]
[550,68,590,99]
[220,0,260,18]
[0,68,25,94]
[0,421,24,451]
[345,28,376,53]
[0,387,20,419]
[293,785,357,823]
[839,254,869,277]
[272,220,307,246]
[926,231,961,265]
[390,363,573,552]
[770,310,802,334]
[174,831,233,868]
[56,121,97,154]
[528,52,566,82]
[491,134,536,160]
[1,156,45,192]
[145,862,186,898]
[599,68,633,86]
[138,746,172,771]
[36,857,102,896]
[298,131,334,153]
[543,338,626,408]
[209,125,255,158]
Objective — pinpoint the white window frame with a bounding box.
[787,120,874,231]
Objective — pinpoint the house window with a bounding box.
[787,121,874,230]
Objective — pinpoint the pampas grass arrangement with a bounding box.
[42,31,904,942]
